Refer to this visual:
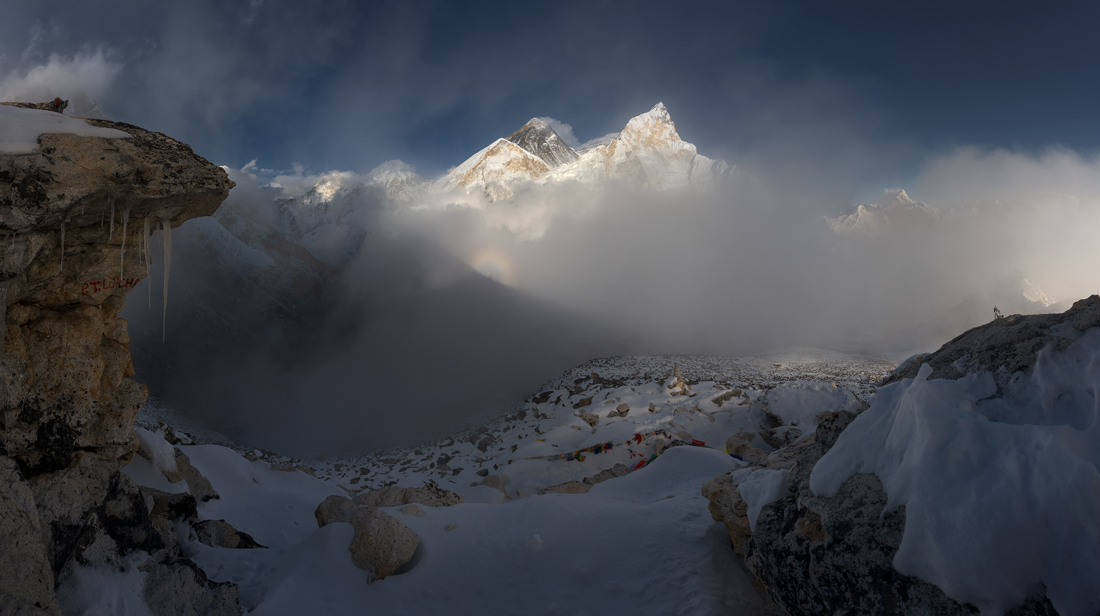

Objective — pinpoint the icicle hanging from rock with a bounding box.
[161,218,172,343]
[109,198,115,240]
[120,205,131,281]
[143,217,152,309]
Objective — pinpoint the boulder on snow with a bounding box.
[315,494,355,527]
[349,507,420,581]
[724,432,767,463]
[608,403,630,418]
[174,448,219,502]
[399,504,425,516]
[192,520,265,550]
[351,483,464,509]
[353,485,406,508]
[403,483,464,507]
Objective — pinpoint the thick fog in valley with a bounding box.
[118,141,1100,456]
[7,3,1096,457]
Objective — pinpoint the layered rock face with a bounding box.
[0,104,235,613]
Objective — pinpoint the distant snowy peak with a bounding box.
[369,160,428,202]
[996,270,1057,307]
[290,103,734,205]
[826,189,940,235]
[506,119,579,168]
[542,102,733,190]
[433,138,551,200]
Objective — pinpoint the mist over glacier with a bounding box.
[119,133,1100,457]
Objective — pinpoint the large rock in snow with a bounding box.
[349,506,420,581]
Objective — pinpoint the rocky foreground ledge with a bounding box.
[705,296,1100,616]
[0,104,236,614]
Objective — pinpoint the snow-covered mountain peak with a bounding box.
[368,160,428,202]
[507,119,579,168]
[297,171,365,204]
[433,138,551,200]
[644,102,671,122]
[879,188,915,206]
[619,101,683,149]
[1000,270,1057,307]
[827,189,939,236]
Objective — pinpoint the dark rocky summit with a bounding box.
[703,299,1100,616]
[0,103,238,614]
[507,118,579,168]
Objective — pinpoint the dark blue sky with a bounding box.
[3,0,1099,201]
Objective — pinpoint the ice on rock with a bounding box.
[134,427,179,479]
[810,331,1100,616]
[119,205,130,280]
[161,219,172,343]
[735,468,790,530]
[142,217,152,308]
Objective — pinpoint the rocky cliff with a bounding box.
[704,296,1100,615]
[0,103,237,614]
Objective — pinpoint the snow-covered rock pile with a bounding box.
[706,295,1100,615]
[308,351,890,498]
[0,104,237,614]
[95,350,886,614]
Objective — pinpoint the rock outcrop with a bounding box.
[885,294,1100,384]
[0,104,236,613]
[703,300,1100,615]
[348,506,420,581]
[314,486,450,581]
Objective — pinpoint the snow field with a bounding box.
[115,350,890,615]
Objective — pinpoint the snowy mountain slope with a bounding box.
[383,102,736,202]
[368,159,429,202]
[542,102,731,190]
[432,137,552,200]
[826,189,941,235]
[506,118,579,168]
